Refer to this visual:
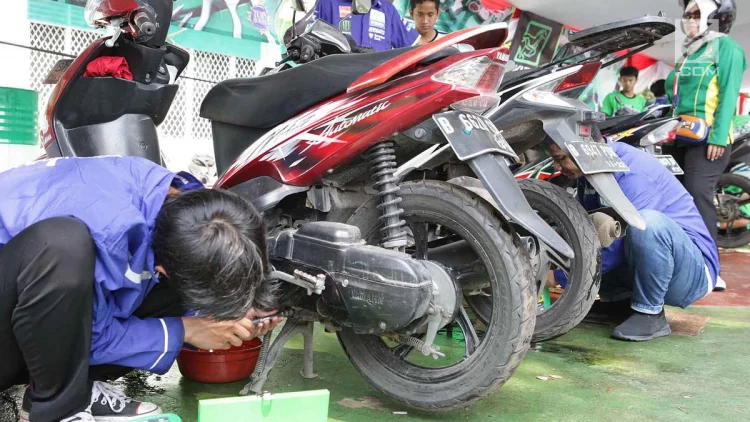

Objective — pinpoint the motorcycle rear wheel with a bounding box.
[716,173,750,249]
[341,180,535,410]
[517,179,601,342]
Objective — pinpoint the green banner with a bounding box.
[0,87,38,146]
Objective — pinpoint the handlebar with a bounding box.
[133,10,157,40]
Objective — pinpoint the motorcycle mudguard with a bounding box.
[585,173,646,230]
[465,153,575,261]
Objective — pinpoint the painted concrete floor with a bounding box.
[5,306,746,422]
[2,252,748,422]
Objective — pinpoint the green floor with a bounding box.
[137,307,750,421]
[2,307,748,422]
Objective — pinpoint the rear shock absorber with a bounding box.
[365,141,407,250]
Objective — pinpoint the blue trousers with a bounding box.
[600,210,712,314]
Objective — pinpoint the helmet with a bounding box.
[680,0,737,33]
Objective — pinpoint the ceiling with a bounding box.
[510,0,750,91]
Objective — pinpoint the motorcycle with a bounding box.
[483,15,675,342]
[715,129,750,248]
[41,0,585,410]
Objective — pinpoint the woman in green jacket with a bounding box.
[666,0,745,258]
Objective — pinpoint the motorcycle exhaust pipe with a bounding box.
[591,212,622,248]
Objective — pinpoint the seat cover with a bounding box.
[200,48,411,129]
[200,47,462,129]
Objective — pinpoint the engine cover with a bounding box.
[267,222,434,334]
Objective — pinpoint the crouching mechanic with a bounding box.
[0,156,282,422]
[546,138,719,341]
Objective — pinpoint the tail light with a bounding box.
[554,62,602,93]
[641,120,681,146]
[435,54,506,113]
[433,55,505,95]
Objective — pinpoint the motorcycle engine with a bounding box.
[267,222,459,335]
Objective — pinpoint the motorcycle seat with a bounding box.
[200,47,460,130]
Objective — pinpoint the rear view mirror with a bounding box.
[352,0,372,15]
[292,0,307,12]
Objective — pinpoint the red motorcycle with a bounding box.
[40,0,586,409]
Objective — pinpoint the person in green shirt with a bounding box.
[601,66,648,117]
[663,0,745,291]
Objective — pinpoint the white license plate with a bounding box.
[564,141,630,175]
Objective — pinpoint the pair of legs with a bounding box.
[600,210,711,340]
[0,218,183,422]
[666,142,732,243]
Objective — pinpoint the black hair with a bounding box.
[152,189,277,320]
[619,66,639,79]
[651,79,667,97]
[410,0,440,11]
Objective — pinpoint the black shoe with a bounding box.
[611,310,671,341]
[19,381,160,422]
[584,299,632,325]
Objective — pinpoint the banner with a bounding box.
[28,0,308,61]
[392,0,514,35]
[508,11,563,69]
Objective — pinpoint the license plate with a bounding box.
[43,59,74,85]
[654,154,684,175]
[433,111,518,161]
[564,141,629,175]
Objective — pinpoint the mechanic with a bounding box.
[546,136,719,341]
[410,0,444,44]
[311,0,419,51]
[0,156,282,422]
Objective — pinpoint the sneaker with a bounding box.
[584,299,632,325]
[87,381,161,421]
[19,392,93,422]
[19,381,161,422]
[62,412,96,422]
[611,310,671,342]
[714,276,727,292]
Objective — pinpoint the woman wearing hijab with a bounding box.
[665,0,746,291]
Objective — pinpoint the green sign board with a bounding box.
[0,87,38,146]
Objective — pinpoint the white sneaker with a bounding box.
[62,412,96,422]
[714,276,727,291]
[19,381,161,422]
[87,381,162,421]
[19,410,94,422]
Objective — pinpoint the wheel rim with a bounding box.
[352,210,508,380]
[716,183,750,242]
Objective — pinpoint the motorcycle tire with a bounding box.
[342,180,536,410]
[517,179,601,342]
[716,173,750,249]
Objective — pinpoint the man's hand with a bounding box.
[707,144,726,161]
[545,270,558,288]
[182,309,285,350]
[244,308,284,338]
[182,317,246,350]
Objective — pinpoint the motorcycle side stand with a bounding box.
[239,318,317,396]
